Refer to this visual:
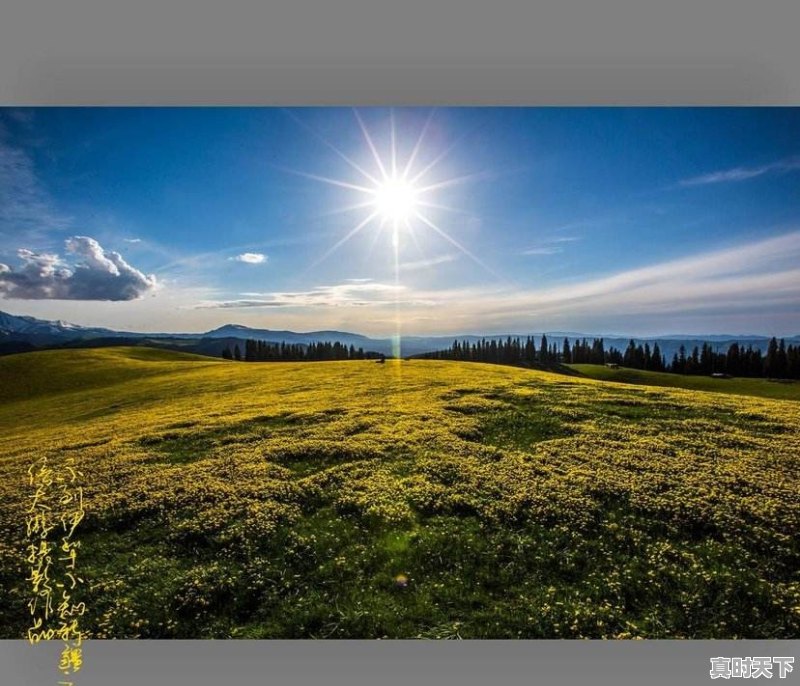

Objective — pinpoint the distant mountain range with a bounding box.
[1,309,799,360]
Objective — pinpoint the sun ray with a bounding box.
[416,199,479,217]
[283,109,381,186]
[353,109,389,181]
[304,211,379,273]
[365,216,388,257]
[406,117,498,187]
[417,169,496,195]
[407,135,466,185]
[392,217,402,359]
[276,166,374,194]
[402,217,426,258]
[390,109,397,177]
[315,199,379,219]
[413,211,506,283]
[402,108,436,180]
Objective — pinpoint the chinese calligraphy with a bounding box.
[26,455,85,685]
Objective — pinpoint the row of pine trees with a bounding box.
[419,335,589,367]
[418,335,800,379]
[221,339,381,362]
[221,334,800,379]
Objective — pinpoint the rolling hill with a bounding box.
[0,348,798,639]
[570,364,800,401]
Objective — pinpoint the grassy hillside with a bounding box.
[569,363,800,401]
[1,348,799,639]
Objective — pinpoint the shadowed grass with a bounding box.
[570,364,800,401]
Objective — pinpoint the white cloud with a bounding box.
[231,252,267,264]
[196,230,800,334]
[6,230,799,337]
[400,253,458,271]
[0,236,158,301]
[443,230,800,327]
[679,156,800,187]
[123,238,142,244]
[522,234,580,256]
[522,246,562,256]
[198,280,409,309]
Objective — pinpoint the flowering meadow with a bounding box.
[1,347,798,638]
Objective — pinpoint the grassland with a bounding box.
[569,364,800,401]
[1,347,799,639]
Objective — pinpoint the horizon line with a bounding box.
[1,308,798,342]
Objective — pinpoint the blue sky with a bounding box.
[1,107,799,336]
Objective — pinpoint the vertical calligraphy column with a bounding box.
[26,455,86,686]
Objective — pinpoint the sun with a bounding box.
[284,109,500,359]
[371,175,420,224]
[288,109,494,281]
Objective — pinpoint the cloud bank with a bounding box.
[195,230,800,334]
[197,280,418,309]
[0,236,158,301]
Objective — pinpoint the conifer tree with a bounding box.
[540,335,549,364]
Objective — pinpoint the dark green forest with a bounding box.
[416,335,800,379]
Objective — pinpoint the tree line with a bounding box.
[657,338,800,379]
[222,339,382,362]
[416,335,599,367]
[416,335,800,379]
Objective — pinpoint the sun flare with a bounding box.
[371,176,420,224]
[289,109,499,294]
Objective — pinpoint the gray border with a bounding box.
[2,640,799,685]
[2,0,800,104]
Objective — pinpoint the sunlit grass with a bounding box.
[1,348,798,638]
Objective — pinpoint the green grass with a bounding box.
[569,363,800,401]
[1,348,798,639]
